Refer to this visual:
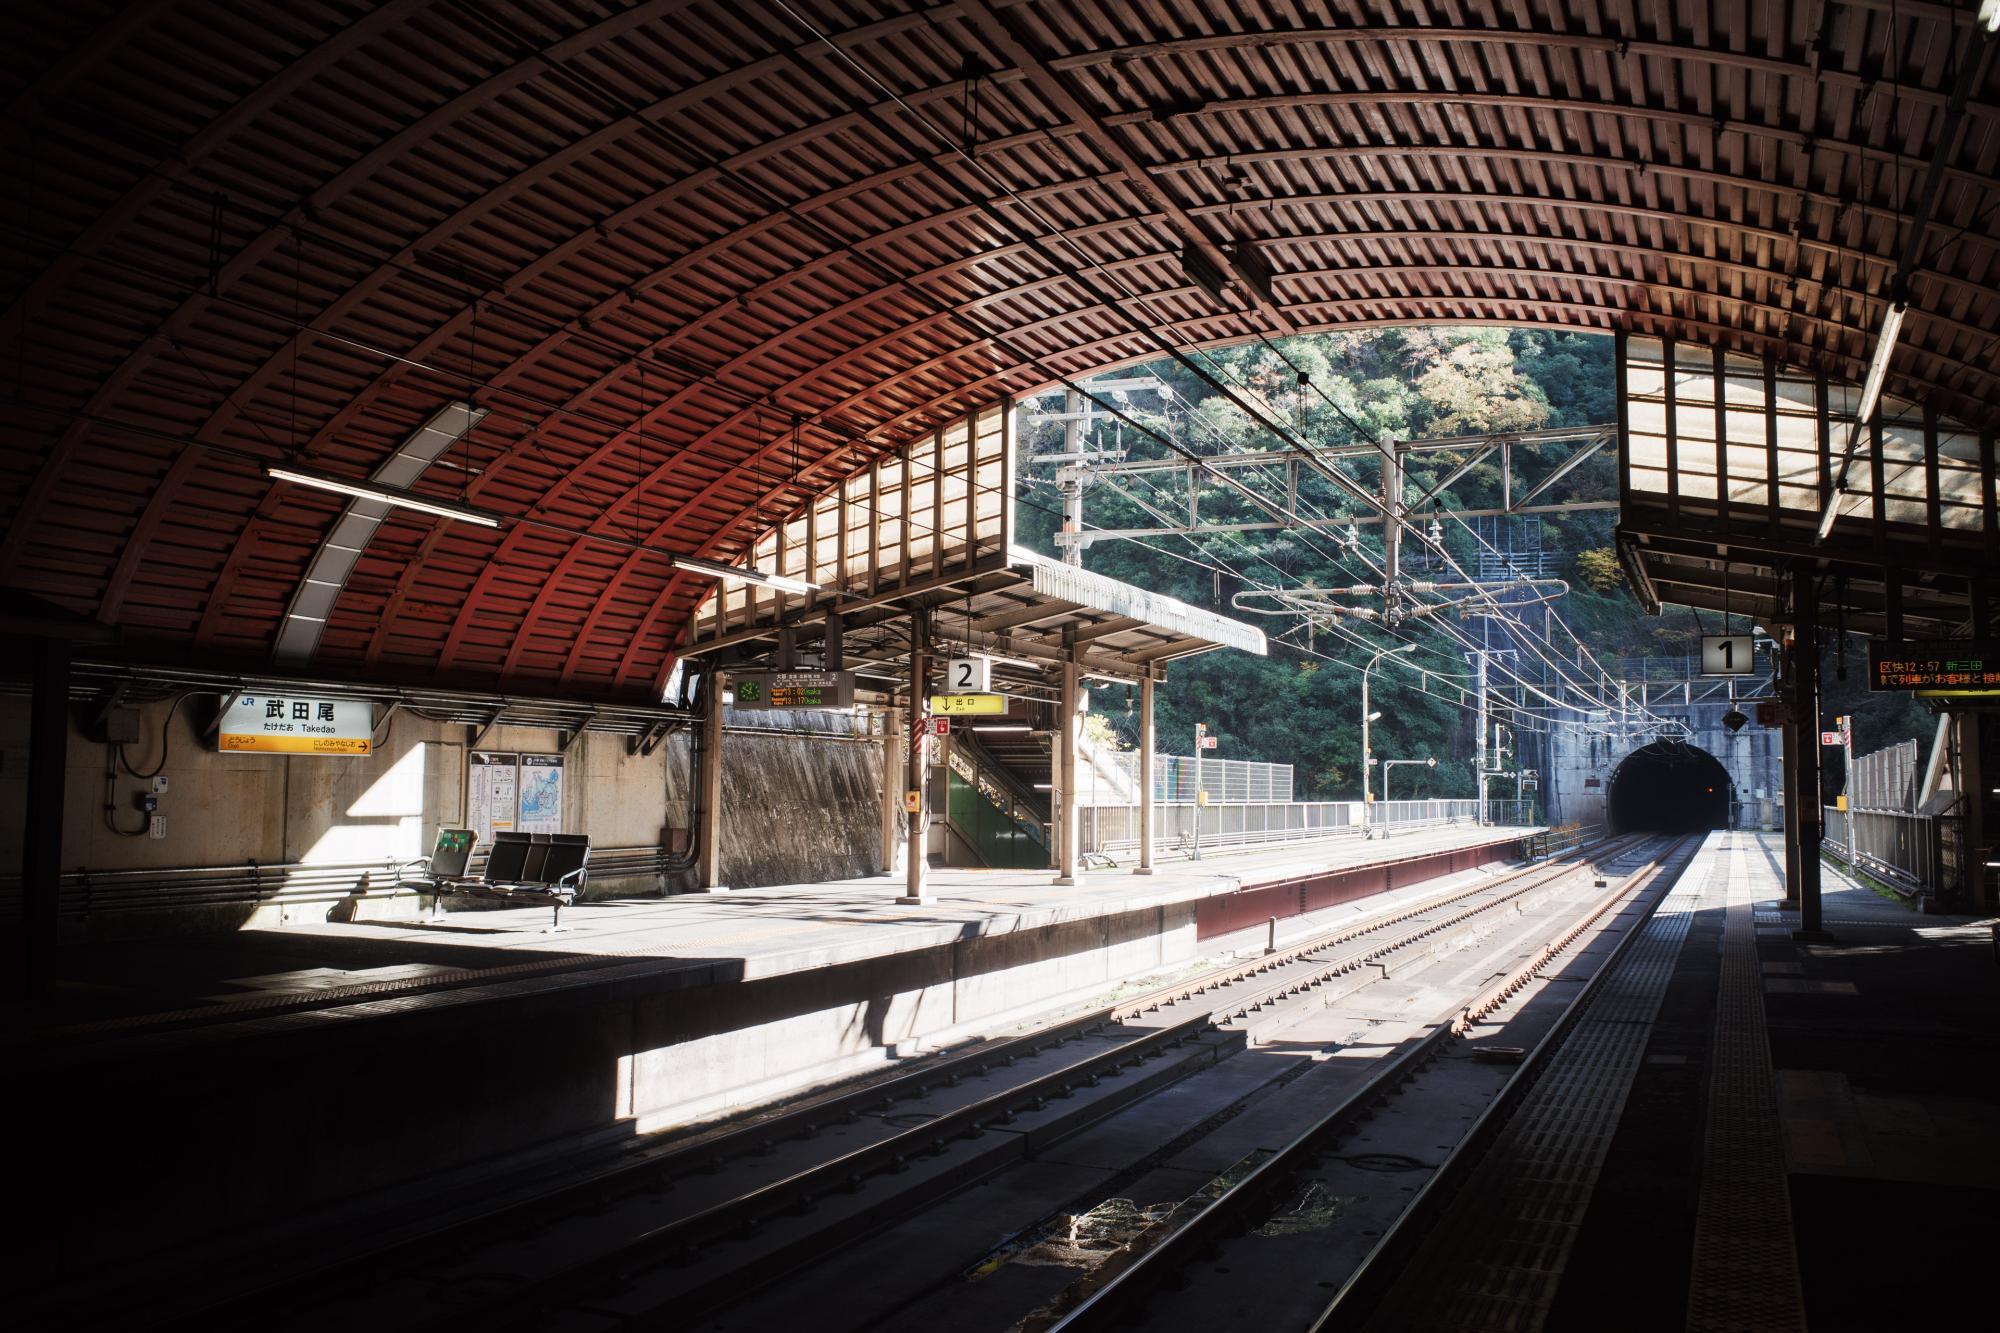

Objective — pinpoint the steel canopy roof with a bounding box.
[4,1,1998,701]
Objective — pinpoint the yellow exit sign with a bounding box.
[930,693,1007,716]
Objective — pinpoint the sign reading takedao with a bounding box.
[1867,640,2000,691]
[219,694,372,755]
[733,669,855,710]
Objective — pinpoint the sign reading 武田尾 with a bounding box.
[218,694,371,755]
[1867,640,2000,691]
[733,669,856,710]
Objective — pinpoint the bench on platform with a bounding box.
[401,828,591,929]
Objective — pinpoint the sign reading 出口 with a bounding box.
[930,693,1007,716]
[218,694,371,755]
[1867,640,2000,691]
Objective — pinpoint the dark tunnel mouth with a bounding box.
[1606,739,1734,835]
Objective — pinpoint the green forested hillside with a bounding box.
[1016,328,1930,796]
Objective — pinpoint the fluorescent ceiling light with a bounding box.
[758,570,820,595]
[267,467,500,527]
[672,554,819,594]
[1854,301,1905,427]
[1816,301,1908,542]
[1983,0,1999,34]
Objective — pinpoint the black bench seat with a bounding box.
[400,828,591,929]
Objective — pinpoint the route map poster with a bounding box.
[518,754,565,834]
[469,751,518,845]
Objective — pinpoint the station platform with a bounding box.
[15,821,1537,1290]
[1367,829,2000,1332]
[19,820,1534,1044]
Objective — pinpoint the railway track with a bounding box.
[1037,832,1701,1333]
[83,832,1658,1332]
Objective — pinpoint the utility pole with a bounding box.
[1472,649,1489,825]
[1060,388,1084,566]
[1192,721,1206,860]
[1363,644,1416,834]
[1381,437,1402,601]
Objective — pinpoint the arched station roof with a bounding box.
[4,1,1998,702]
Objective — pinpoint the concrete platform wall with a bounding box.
[4,694,889,934]
[30,891,1207,1280]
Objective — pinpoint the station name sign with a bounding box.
[733,669,855,710]
[218,694,372,755]
[1866,640,2000,692]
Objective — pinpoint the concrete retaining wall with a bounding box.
[0,693,889,935]
[663,726,885,891]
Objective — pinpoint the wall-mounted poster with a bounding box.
[469,751,518,845]
[518,754,565,834]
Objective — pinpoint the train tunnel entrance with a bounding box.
[1606,740,1733,834]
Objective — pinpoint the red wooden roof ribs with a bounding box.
[1,1,1995,700]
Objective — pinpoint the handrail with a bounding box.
[0,844,685,918]
[948,729,1050,823]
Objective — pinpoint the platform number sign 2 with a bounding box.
[945,656,991,693]
[1700,634,1754,677]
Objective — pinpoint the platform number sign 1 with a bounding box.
[1700,634,1754,676]
[945,656,991,693]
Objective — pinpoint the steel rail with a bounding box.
[1309,835,1704,1331]
[1044,834,1694,1332]
[441,1011,1222,1333]
[140,834,1639,1331]
[490,838,1653,1329]
[471,840,1651,1330]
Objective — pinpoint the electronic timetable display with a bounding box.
[1867,641,2000,691]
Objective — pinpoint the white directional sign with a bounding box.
[1700,634,1754,676]
[944,656,992,693]
[218,694,371,755]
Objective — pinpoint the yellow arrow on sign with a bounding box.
[930,693,1007,715]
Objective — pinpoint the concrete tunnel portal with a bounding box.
[1605,739,1734,835]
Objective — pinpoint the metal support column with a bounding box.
[1790,567,1826,936]
[1779,706,1800,910]
[695,667,727,891]
[1054,654,1084,886]
[1136,674,1156,875]
[879,706,902,876]
[900,611,934,905]
[21,637,69,1002]
[1473,650,1489,826]
[1963,713,1988,912]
